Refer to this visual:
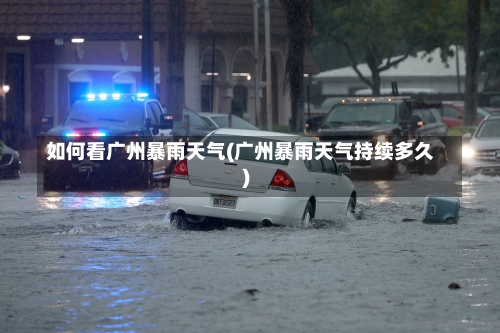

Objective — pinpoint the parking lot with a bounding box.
[1,169,499,333]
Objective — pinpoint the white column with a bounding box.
[184,34,201,112]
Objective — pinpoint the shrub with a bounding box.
[447,126,476,136]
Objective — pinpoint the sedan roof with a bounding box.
[212,128,300,140]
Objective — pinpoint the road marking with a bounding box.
[242,168,249,188]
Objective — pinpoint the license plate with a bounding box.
[213,195,237,209]
[339,162,351,169]
[79,165,93,173]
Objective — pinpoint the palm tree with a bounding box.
[166,0,187,123]
[280,0,315,132]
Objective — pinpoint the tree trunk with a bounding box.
[166,0,186,122]
[464,0,481,126]
[280,0,313,133]
[366,49,380,96]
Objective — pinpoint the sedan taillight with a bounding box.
[269,169,296,191]
[172,159,189,179]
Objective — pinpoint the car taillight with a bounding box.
[269,169,295,191]
[172,159,189,179]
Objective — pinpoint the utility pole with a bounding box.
[253,0,261,128]
[264,0,272,131]
[166,0,186,122]
[141,0,154,94]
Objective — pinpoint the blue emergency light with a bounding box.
[83,93,149,101]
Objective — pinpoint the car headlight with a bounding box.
[375,135,388,143]
[462,145,475,158]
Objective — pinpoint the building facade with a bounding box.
[0,0,318,149]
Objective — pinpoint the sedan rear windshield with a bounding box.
[211,116,258,130]
[200,135,292,165]
[325,103,397,126]
[63,101,144,126]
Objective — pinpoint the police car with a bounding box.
[40,93,173,190]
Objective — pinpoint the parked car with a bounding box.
[0,142,21,179]
[304,114,327,135]
[462,113,500,176]
[316,97,343,114]
[198,112,258,130]
[172,108,218,138]
[441,101,490,129]
[168,128,356,229]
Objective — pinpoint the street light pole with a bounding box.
[264,0,272,131]
[141,0,154,94]
[253,0,261,128]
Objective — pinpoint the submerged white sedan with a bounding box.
[168,129,356,228]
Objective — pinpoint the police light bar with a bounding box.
[81,93,151,101]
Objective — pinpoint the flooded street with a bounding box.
[1,168,500,333]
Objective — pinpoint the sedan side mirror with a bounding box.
[410,115,423,129]
[160,113,173,129]
[338,164,351,175]
[41,115,53,133]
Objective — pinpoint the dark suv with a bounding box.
[39,93,173,190]
[317,97,447,178]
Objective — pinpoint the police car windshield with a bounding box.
[63,101,144,126]
[325,103,396,126]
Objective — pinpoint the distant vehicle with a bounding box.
[317,97,448,178]
[304,99,335,134]
[441,101,490,129]
[40,93,173,190]
[316,97,343,113]
[462,113,500,176]
[354,88,440,96]
[172,108,218,138]
[168,128,357,229]
[0,142,21,179]
[304,115,327,135]
[198,113,258,130]
[304,102,317,113]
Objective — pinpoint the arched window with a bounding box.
[113,71,136,94]
[155,74,160,96]
[68,70,92,105]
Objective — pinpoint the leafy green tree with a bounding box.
[314,0,440,96]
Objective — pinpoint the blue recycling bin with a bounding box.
[422,196,460,224]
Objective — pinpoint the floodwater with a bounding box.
[1,166,499,333]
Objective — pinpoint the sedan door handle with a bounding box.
[315,179,320,184]
[331,180,336,185]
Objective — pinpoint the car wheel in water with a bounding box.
[445,218,457,224]
[301,202,313,227]
[138,162,153,190]
[427,151,446,175]
[347,196,356,216]
[43,173,60,191]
